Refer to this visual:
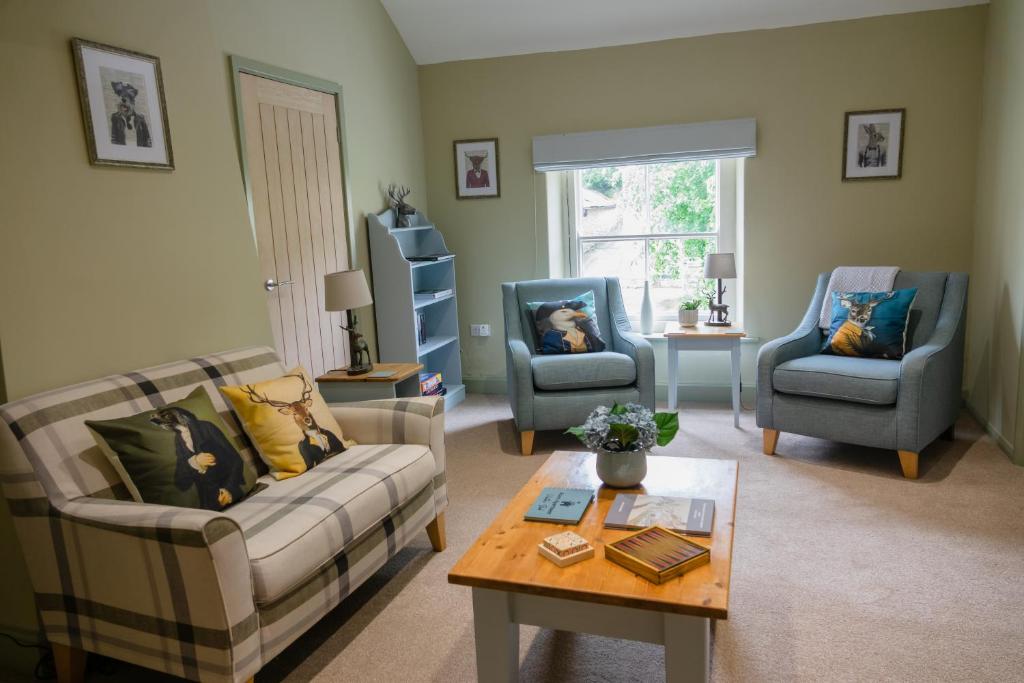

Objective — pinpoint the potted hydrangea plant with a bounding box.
[567,403,679,487]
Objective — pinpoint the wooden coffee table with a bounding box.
[449,451,738,682]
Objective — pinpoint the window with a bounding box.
[568,159,733,322]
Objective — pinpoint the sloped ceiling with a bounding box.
[381,0,987,64]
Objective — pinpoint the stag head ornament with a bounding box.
[386,184,416,227]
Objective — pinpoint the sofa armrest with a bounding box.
[606,277,655,410]
[46,497,259,681]
[896,273,968,451]
[506,338,536,430]
[614,330,655,410]
[756,273,829,427]
[329,397,447,510]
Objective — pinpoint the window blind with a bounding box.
[532,118,756,172]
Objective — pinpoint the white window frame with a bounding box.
[566,159,738,324]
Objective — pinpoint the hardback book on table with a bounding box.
[604,526,710,584]
[604,494,715,537]
[524,487,594,524]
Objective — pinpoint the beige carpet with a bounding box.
[17,396,1024,681]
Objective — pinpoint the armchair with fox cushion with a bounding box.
[756,271,968,479]
[503,277,655,455]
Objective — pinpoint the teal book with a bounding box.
[524,487,594,524]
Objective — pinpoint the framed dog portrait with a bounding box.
[454,138,500,199]
[72,38,174,169]
[842,109,905,181]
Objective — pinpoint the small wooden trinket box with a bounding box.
[538,531,594,567]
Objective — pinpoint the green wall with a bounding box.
[966,0,1024,463]
[418,7,987,391]
[0,0,425,671]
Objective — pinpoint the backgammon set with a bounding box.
[604,526,710,584]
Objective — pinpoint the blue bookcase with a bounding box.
[367,208,465,410]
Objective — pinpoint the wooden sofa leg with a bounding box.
[897,451,919,479]
[520,430,535,456]
[52,643,86,683]
[763,429,780,455]
[426,512,447,551]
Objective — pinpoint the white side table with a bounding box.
[664,322,745,427]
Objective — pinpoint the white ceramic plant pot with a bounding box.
[595,448,648,488]
[678,309,699,327]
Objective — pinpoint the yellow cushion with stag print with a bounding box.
[220,367,354,480]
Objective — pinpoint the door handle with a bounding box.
[264,278,295,292]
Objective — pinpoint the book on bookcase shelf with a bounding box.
[418,288,453,299]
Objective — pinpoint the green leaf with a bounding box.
[653,412,680,447]
[610,402,627,416]
[565,426,586,443]
[608,422,639,448]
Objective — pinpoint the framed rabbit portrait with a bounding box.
[842,109,905,181]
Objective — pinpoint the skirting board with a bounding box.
[964,400,1017,462]
[463,375,755,404]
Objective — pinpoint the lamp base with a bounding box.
[705,321,733,327]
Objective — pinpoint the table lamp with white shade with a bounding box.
[703,252,736,327]
[324,269,374,375]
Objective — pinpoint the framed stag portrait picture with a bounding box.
[842,109,905,181]
[454,138,500,199]
[72,38,174,169]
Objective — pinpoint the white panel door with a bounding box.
[239,73,349,376]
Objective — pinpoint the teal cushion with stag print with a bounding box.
[823,288,918,359]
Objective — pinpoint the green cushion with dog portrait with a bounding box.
[87,386,258,511]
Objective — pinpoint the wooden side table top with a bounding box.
[663,322,745,338]
[448,451,738,619]
[316,362,423,383]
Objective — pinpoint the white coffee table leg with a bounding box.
[472,588,519,682]
[664,614,710,683]
[730,340,741,428]
[667,339,679,412]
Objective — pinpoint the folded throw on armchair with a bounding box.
[818,265,899,328]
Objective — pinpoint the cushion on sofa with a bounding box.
[774,355,900,405]
[531,351,636,391]
[86,386,259,511]
[224,443,436,604]
[221,367,355,480]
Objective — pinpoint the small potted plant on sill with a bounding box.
[678,297,701,327]
[567,403,679,487]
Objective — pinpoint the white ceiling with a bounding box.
[381,0,986,65]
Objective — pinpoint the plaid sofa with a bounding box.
[0,347,447,682]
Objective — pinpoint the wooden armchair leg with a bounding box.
[426,512,446,551]
[763,429,780,455]
[897,451,919,479]
[52,643,86,683]
[520,430,535,456]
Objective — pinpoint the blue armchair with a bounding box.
[756,271,968,478]
[502,277,655,454]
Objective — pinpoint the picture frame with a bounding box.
[72,38,174,170]
[453,138,500,199]
[842,109,904,181]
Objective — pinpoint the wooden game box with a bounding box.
[604,525,710,585]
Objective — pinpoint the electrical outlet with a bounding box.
[470,324,492,337]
